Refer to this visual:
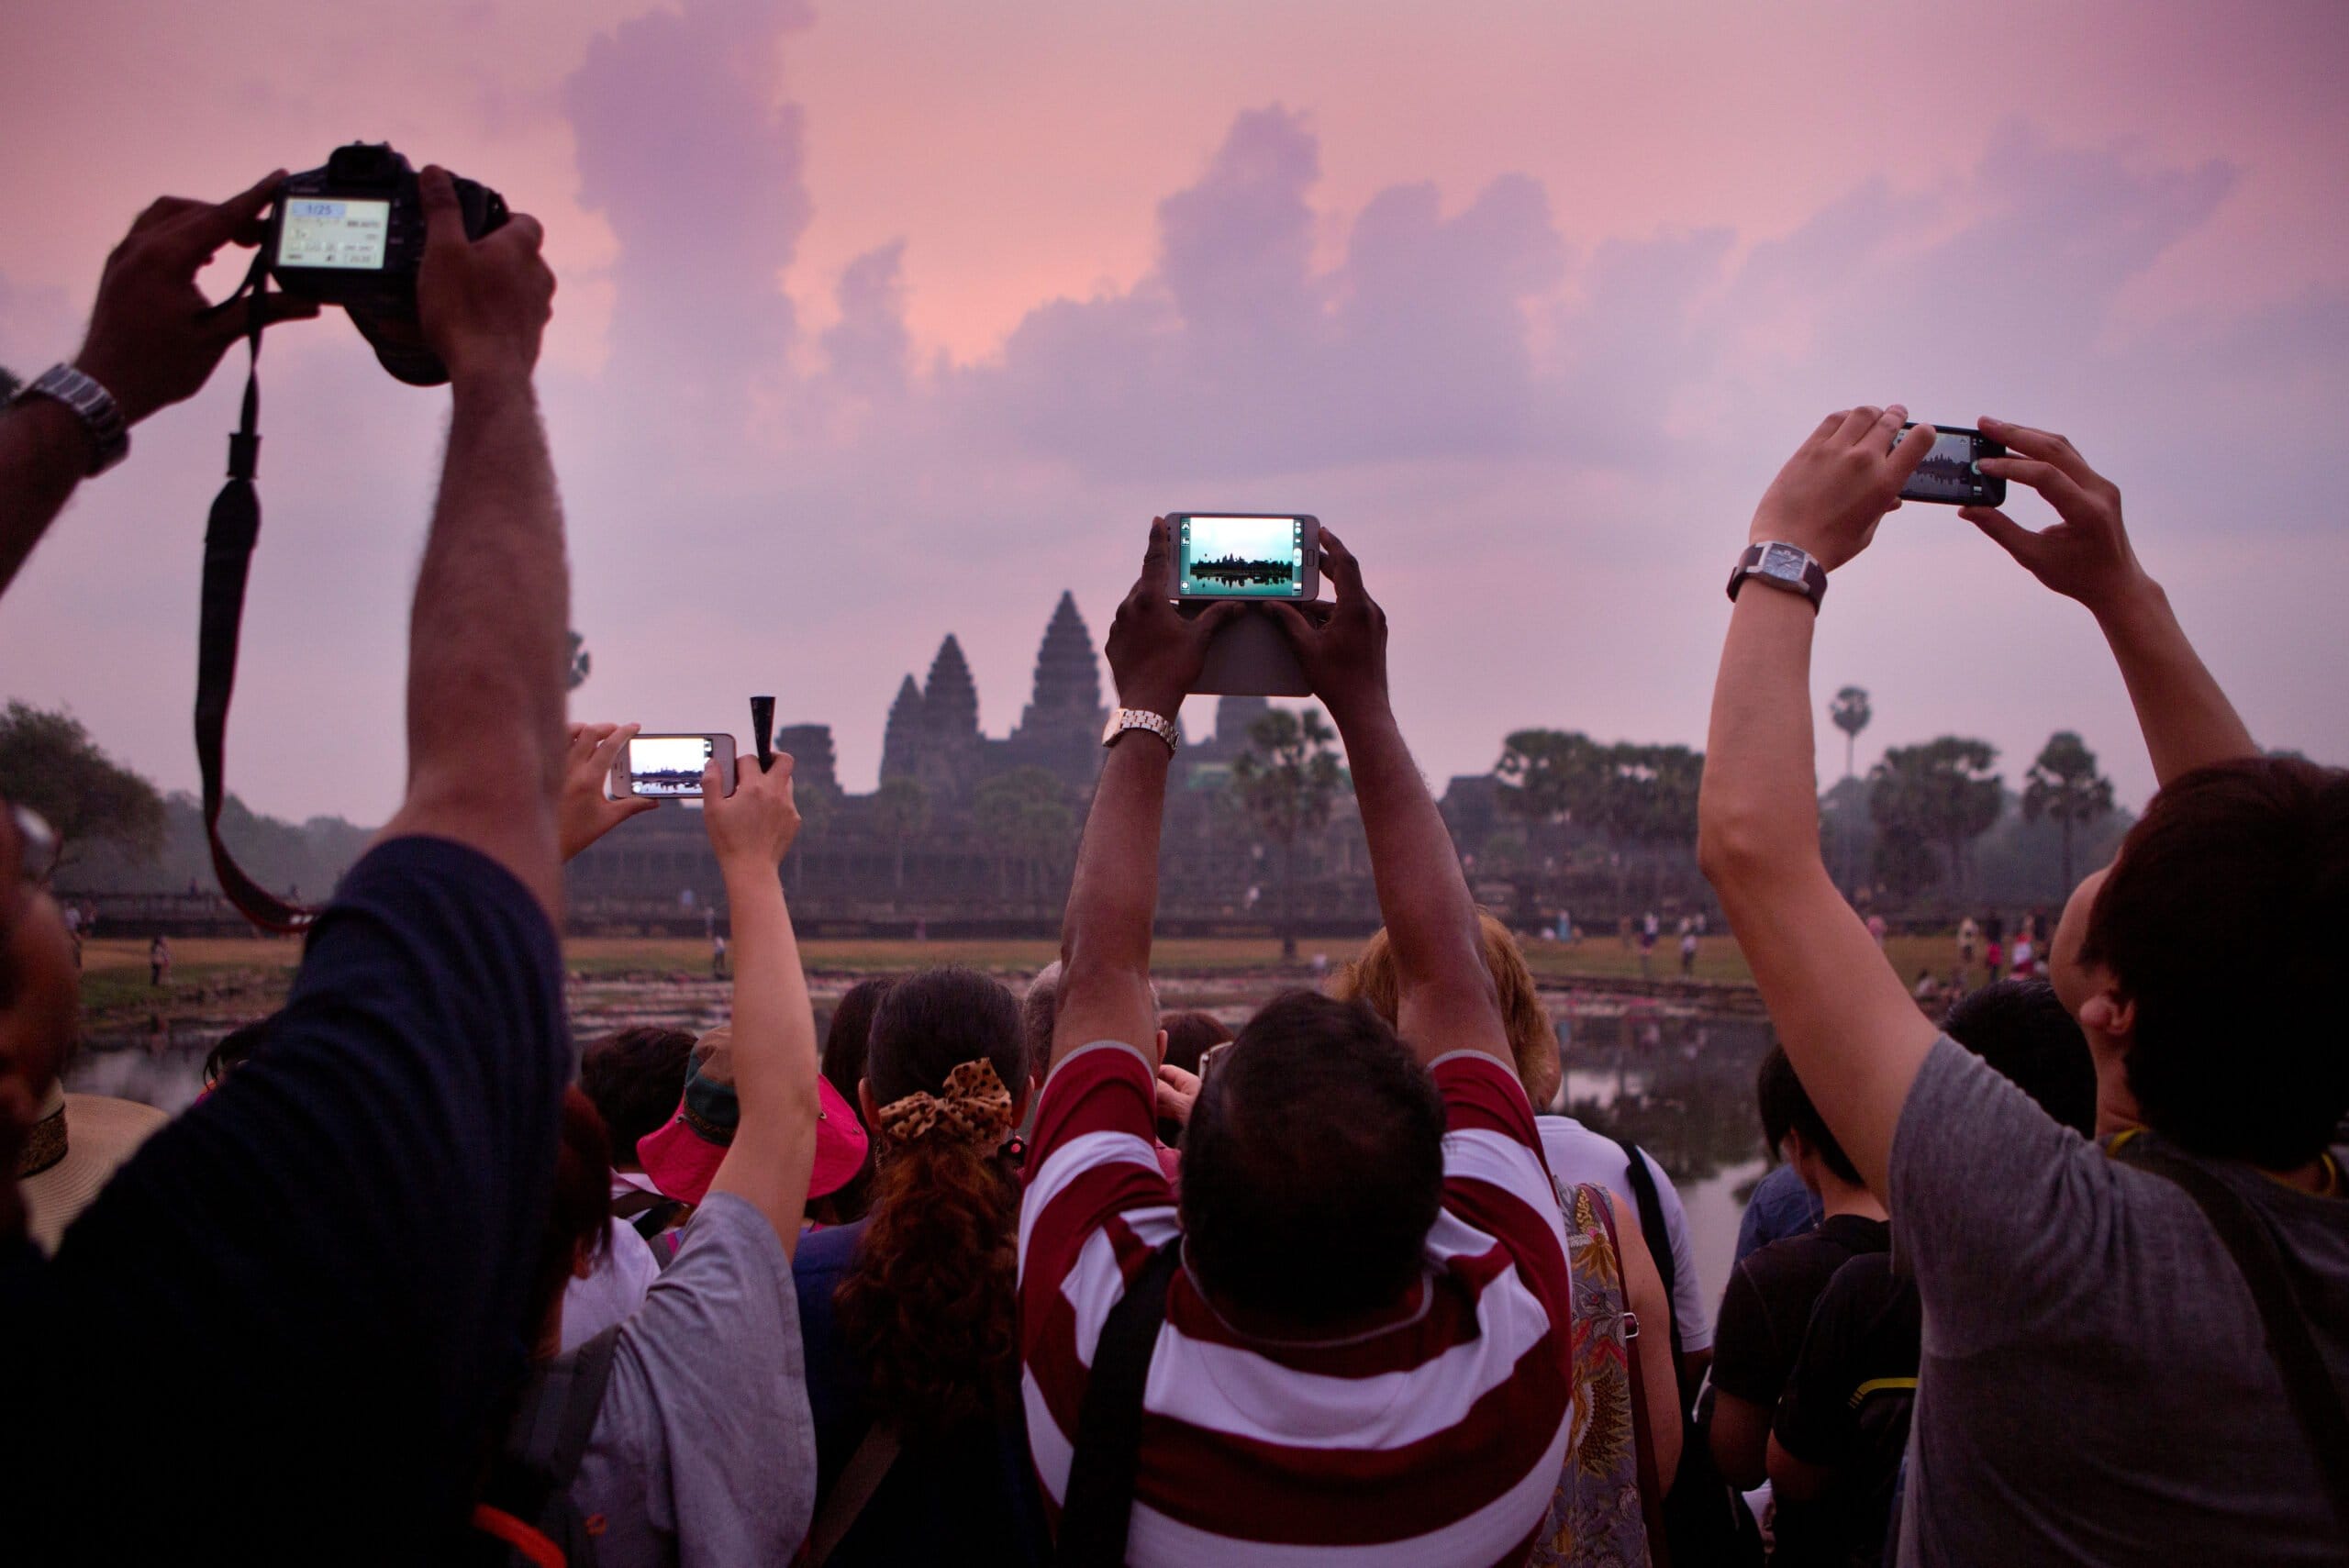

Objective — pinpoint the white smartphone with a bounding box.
[612,733,738,800]
[1168,514,1321,602]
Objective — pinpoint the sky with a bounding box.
[2,0,2344,825]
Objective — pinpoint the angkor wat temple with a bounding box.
[564,593,1375,932]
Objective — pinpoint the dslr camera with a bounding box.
[266,143,507,386]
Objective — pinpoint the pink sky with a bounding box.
[3,0,2344,825]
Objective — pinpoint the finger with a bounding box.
[1871,405,1909,454]
[1832,406,1884,445]
[130,196,208,237]
[1977,417,2100,489]
[1888,417,1937,484]
[586,723,638,777]
[1976,455,2095,516]
[160,171,287,266]
[1265,600,1317,654]
[419,166,465,252]
[1318,528,1364,603]
[199,289,322,349]
[1804,409,1845,448]
[618,796,661,821]
[256,294,322,328]
[1957,506,2040,562]
[486,211,546,255]
[1139,517,1171,584]
[1157,1063,1200,1093]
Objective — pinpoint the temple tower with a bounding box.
[879,674,925,784]
[773,724,838,795]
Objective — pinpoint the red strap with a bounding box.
[471,1504,566,1568]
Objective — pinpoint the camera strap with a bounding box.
[195,249,317,934]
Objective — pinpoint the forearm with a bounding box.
[1052,736,1170,1069]
[0,399,95,598]
[405,373,567,808]
[708,859,819,1248]
[1697,590,1822,881]
[2091,576,2256,787]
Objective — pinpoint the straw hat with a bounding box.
[17,1082,169,1255]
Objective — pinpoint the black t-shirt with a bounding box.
[1,838,567,1562]
[1774,1251,1921,1568]
[1709,1212,1892,1568]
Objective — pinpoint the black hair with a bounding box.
[2082,756,2349,1166]
[1943,978,2098,1137]
[203,1018,274,1089]
[1179,991,1446,1327]
[819,977,894,1223]
[866,966,1024,1105]
[1161,1009,1233,1075]
[579,1026,695,1168]
[1756,1045,1861,1186]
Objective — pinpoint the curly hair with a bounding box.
[832,967,1026,1434]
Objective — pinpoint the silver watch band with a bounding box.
[13,363,129,476]
[1104,707,1179,753]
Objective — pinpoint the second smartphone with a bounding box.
[612,733,738,800]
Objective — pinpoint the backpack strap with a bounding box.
[612,1189,691,1243]
[1056,1238,1183,1567]
[800,1423,903,1567]
[1612,1136,1687,1369]
[2110,1136,2349,1533]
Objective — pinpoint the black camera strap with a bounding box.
[195,249,316,934]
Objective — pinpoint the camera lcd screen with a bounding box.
[626,736,716,798]
[276,198,392,270]
[1901,428,1998,504]
[1176,515,1308,599]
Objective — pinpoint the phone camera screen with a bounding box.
[629,736,715,797]
[276,198,392,270]
[1902,428,1995,503]
[1176,515,1307,598]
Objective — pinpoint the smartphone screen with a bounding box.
[1898,425,2007,506]
[623,735,720,798]
[275,197,392,270]
[1174,515,1314,599]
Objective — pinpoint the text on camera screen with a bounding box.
[276,198,392,270]
[627,736,715,797]
[1177,515,1308,598]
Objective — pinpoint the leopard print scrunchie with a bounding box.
[874,1058,1016,1148]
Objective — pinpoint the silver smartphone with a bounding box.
[612,733,738,800]
[1169,514,1322,602]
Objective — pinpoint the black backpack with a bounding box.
[467,1324,623,1567]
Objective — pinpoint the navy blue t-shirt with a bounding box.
[1,838,568,1562]
[795,1217,1048,1567]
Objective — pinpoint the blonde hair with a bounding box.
[1330,911,1562,1106]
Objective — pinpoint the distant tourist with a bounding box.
[1680,925,1699,976]
[1913,968,1940,1007]
[1956,915,1978,973]
[711,931,729,979]
[1865,911,1888,947]
[2009,931,2038,979]
[148,934,170,988]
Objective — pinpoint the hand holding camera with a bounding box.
[1961,417,2151,617]
[1269,528,1388,728]
[415,167,553,388]
[74,171,322,428]
[1106,517,1244,717]
[704,748,801,872]
[558,723,661,861]
[1749,405,1937,573]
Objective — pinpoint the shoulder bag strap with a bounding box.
[799,1422,904,1567]
[545,1324,623,1489]
[1585,1184,1673,1568]
[1056,1238,1184,1568]
[1612,1136,1685,1367]
[2110,1137,2349,1532]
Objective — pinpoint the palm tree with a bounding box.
[1829,687,1872,892]
[1868,737,2002,904]
[565,630,592,691]
[1230,707,1345,962]
[1495,728,1607,895]
[2022,731,2115,894]
[868,776,930,894]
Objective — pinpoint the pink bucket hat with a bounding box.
[637,1024,870,1206]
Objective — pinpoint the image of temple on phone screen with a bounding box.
[1909,435,1981,498]
[1178,515,1305,597]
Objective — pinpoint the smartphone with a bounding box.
[1897,425,2006,507]
[1169,514,1321,601]
[612,734,738,800]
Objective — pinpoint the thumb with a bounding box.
[700,760,725,800]
[1264,600,1314,653]
[258,293,324,329]
[418,166,463,251]
[1959,506,2036,562]
[1197,600,1249,639]
[621,796,661,820]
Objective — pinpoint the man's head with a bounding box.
[580,1026,694,1171]
[1334,912,1560,1107]
[2058,756,2348,1168]
[1756,1045,1862,1195]
[1179,991,1446,1328]
[1160,1010,1233,1075]
[1022,961,1161,1095]
[1943,979,2098,1137]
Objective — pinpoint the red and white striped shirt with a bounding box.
[1018,1040,1575,1566]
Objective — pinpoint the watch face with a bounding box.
[1761,543,1809,582]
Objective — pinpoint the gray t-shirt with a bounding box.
[571,1192,818,1568]
[1892,1036,2349,1565]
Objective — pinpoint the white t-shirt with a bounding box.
[1537,1116,1714,1351]
[561,1215,662,1353]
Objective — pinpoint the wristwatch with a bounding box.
[1102,707,1179,754]
[1727,541,1827,613]
[11,364,129,476]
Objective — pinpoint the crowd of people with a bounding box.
[0,170,2342,1567]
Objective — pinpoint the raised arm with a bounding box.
[1052,520,1236,1073]
[1273,532,1508,1066]
[1961,417,2256,786]
[1697,408,1941,1198]
[375,170,565,918]
[0,172,317,597]
[557,721,660,861]
[701,752,822,1254]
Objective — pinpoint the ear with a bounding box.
[1154,1028,1169,1068]
[2078,987,2137,1045]
[858,1077,877,1129]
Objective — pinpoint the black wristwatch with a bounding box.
[10,364,129,476]
[1727,541,1827,613]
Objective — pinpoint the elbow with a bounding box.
[1697,800,1805,893]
